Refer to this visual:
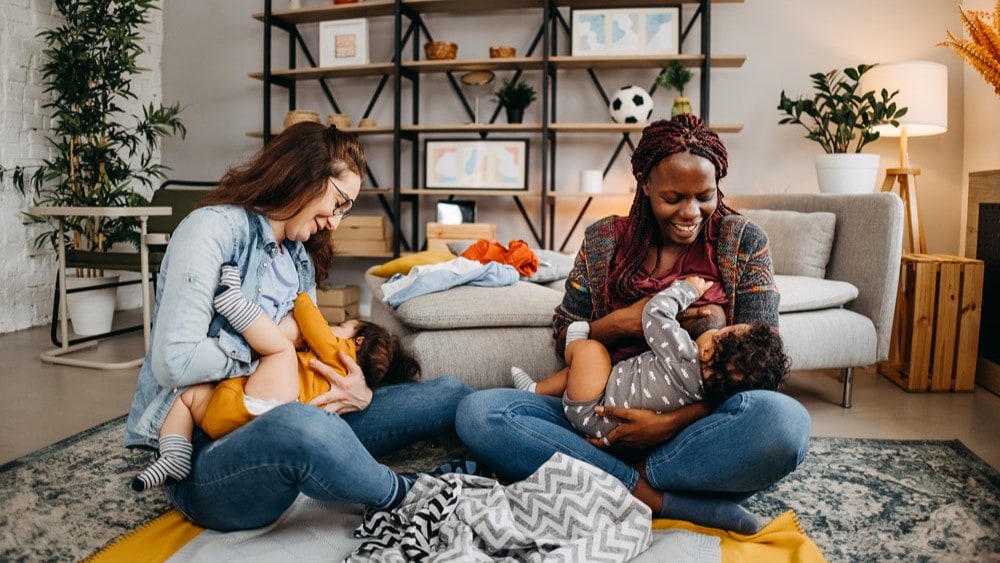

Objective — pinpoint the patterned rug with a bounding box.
[1,416,998,562]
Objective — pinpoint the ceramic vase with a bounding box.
[815,153,880,194]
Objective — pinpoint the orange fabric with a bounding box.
[199,293,356,439]
[652,510,826,563]
[460,239,539,276]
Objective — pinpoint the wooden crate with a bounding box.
[425,222,496,252]
[878,254,984,392]
[319,302,360,324]
[316,285,359,307]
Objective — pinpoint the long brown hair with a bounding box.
[201,122,367,286]
[608,114,733,305]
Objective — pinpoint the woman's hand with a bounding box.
[678,303,726,339]
[588,402,712,449]
[307,351,373,414]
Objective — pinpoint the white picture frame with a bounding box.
[571,8,680,57]
[319,18,369,67]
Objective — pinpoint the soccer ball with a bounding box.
[609,85,653,124]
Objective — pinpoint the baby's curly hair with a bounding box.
[353,321,420,388]
[701,324,789,405]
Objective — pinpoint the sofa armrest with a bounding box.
[729,193,904,361]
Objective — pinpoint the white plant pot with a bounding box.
[815,153,880,194]
[66,274,120,336]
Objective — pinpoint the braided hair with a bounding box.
[607,114,734,306]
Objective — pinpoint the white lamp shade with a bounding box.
[860,61,948,137]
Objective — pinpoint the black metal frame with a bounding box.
[258,0,716,253]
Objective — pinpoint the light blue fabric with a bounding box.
[384,261,520,308]
[125,205,316,450]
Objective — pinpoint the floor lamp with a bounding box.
[860,61,948,254]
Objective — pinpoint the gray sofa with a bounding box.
[366,192,904,408]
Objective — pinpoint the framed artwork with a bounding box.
[319,18,369,67]
[571,8,680,56]
[424,139,529,191]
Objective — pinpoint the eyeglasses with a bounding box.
[330,179,354,217]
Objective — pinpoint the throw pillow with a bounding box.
[774,275,859,313]
[522,249,575,283]
[369,249,456,278]
[740,209,836,278]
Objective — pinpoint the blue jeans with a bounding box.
[166,376,472,531]
[456,389,810,499]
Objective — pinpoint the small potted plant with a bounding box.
[493,77,537,124]
[656,61,694,116]
[777,63,907,193]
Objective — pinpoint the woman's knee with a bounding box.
[422,375,474,405]
[733,390,811,469]
[456,389,511,438]
[251,403,353,461]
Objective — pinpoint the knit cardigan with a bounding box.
[553,214,779,339]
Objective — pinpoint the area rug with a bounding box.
[1,416,998,562]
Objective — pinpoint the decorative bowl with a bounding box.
[283,109,320,129]
[425,41,458,60]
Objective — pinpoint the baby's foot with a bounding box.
[213,262,261,333]
[511,366,537,393]
[130,434,192,492]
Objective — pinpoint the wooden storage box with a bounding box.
[426,222,496,252]
[335,215,392,256]
[878,254,984,392]
[316,285,360,307]
[319,303,360,324]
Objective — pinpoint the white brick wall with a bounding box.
[0,1,164,333]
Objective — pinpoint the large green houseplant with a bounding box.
[1,0,185,258]
[777,63,907,193]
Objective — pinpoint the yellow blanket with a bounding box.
[89,508,823,562]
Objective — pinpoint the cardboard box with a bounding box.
[319,302,360,324]
[336,238,392,256]
[337,215,391,241]
[878,254,984,392]
[426,222,496,251]
[316,285,360,307]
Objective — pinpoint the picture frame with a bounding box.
[319,18,369,67]
[571,8,680,57]
[424,139,529,191]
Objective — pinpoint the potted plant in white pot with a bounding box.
[1,0,185,335]
[777,63,907,194]
[493,77,537,124]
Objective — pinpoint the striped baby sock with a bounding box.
[511,366,537,393]
[213,262,262,333]
[131,434,193,492]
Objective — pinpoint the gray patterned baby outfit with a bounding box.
[563,280,704,439]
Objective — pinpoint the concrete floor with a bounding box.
[2,312,999,468]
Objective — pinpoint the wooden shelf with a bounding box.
[550,122,743,134]
[249,63,394,82]
[550,54,745,70]
[253,1,396,25]
[247,126,393,139]
[547,191,633,200]
[400,188,542,197]
[402,57,544,73]
[402,123,543,133]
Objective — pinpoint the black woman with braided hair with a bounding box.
[456,114,810,534]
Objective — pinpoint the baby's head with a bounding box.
[695,323,789,404]
[332,320,421,388]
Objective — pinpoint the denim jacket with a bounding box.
[124,205,316,450]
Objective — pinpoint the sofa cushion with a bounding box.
[775,275,858,313]
[377,280,564,330]
[740,209,836,278]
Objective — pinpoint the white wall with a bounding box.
[0,1,164,332]
[2,0,992,331]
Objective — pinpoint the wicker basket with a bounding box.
[283,110,320,129]
[326,113,352,129]
[489,45,516,58]
[425,41,458,60]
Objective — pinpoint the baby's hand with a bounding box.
[684,275,714,297]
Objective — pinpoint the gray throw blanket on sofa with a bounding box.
[347,453,652,562]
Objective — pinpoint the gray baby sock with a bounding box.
[511,366,537,393]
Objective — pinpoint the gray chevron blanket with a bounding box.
[348,453,652,562]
